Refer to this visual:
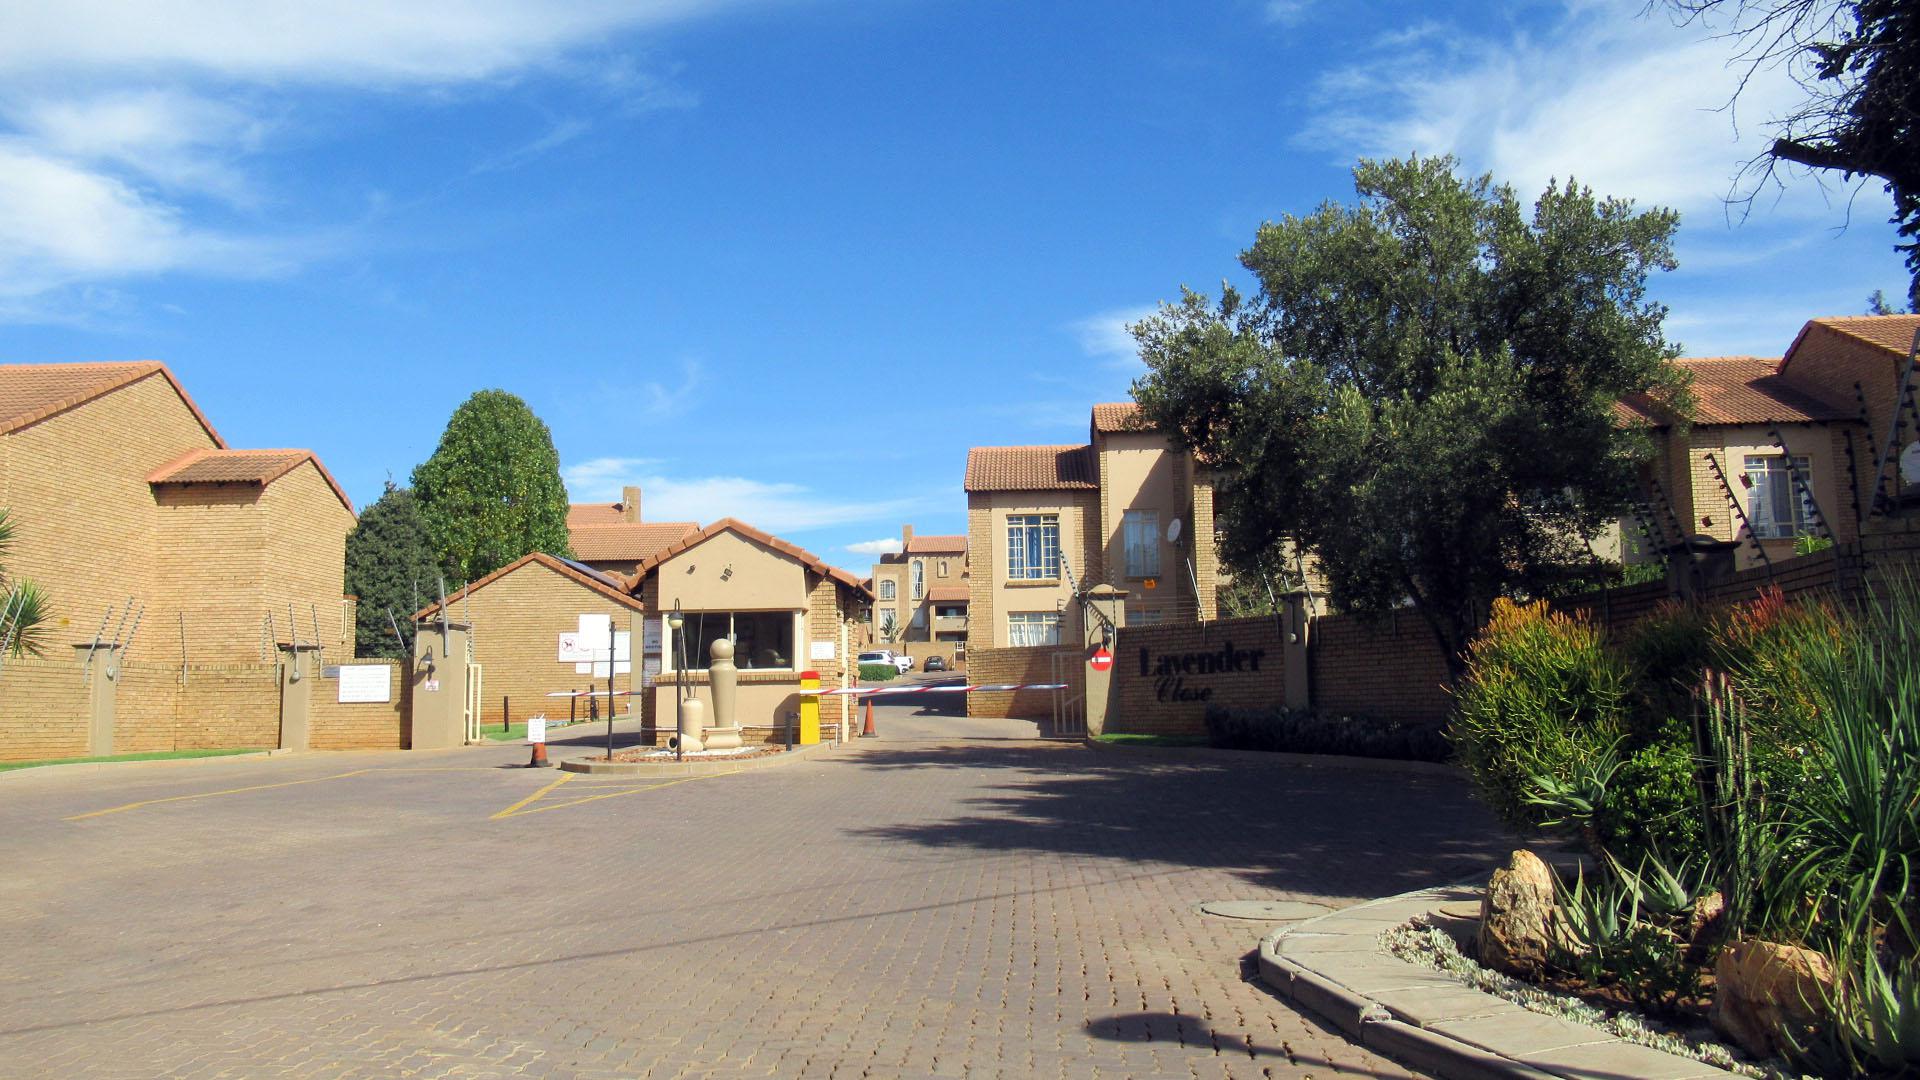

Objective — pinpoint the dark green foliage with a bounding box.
[343,484,443,658]
[857,663,896,682]
[1131,155,1687,677]
[1596,739,1704,859]
[1202,704,1449,762]
[412,390,572,584]
[1621,601,1716,734]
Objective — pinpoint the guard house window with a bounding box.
[1007,611,1060,647]
[1123,510,1160,577]
[1744,455,1815,540]
[912,561,924,600]
[878,579,896,600]
[1006,514,1060,580]
[670,611,797,671]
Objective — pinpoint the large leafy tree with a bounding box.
[1131,156,1690,679]
[411,390,572,584]
[1666,0,1920,303]
[343,484,444,658]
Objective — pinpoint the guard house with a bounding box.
[626,519,870,743]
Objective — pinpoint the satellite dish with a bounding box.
[1165,518,1184,544]
[1901,440,1920,486]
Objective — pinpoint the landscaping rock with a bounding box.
[1476,850,1558,978]
[1711,939,1835,1058]
[1686,890,1726,962]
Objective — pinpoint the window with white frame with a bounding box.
[668,611,799,670]
[878,579,896,600]
[1123,510,1161,577]
[1744,455,1816,540]
[1006,514,1060,580]
[912,561,924,599]
[1007,611,1060,647]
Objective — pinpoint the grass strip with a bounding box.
[0,747,263,773]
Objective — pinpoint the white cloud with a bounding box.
[639,357,706,417]
[563,458,926,534]
[0,2,762,321]
[845,538,903,556]
[1263,1,1313,26]
[1299,1,1887,222]
[1069,305,1157,367]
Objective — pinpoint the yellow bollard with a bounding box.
[798,670,822,745]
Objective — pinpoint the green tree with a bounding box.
[411,390,572,584]
[0,510,47,658]
[1130,156,1690,679]
[343,483,443,658]
[1665,0,1920,304]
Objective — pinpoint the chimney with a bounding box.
[902,524,914,550]
[622,485,642,523]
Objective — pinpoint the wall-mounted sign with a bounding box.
[810,640,836,661]
[642,618,663,655]
[1089,647,1112,672]
[1136,640,1267,703]
[337,664,393,704]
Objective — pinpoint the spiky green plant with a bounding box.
[0,510,48,659]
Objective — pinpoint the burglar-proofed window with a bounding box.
[1007,611,1060,647]
[1123,510,1160,577]
[1006,515,1060,580]
[1743,455,1815,540]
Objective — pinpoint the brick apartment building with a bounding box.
[867,525,967,666]
[963,402,1219,652]
[1615,314,1920,571]
[0,362,356,663]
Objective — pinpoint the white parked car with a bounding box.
[857,650,914,674]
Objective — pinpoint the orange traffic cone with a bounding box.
[527,740,551,768]
[860,696,877,738]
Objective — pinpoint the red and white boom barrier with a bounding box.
[820,682,1067,697]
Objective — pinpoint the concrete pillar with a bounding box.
[1280,592,1312,712]
[74,644,121,757]
[277,644,320,751]
[1082,584,1127,737]
[409,620,472,750]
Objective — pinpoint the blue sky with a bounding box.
[0,1,1907,572]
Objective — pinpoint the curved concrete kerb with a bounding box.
[1255,885,1739,1079]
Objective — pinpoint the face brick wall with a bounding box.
[964,645,1082,720]
[1307,610,1455,726]
[1107,616,1286,736]
[0,657,90,761]
[311,661,409,750]
[451,563,638,727]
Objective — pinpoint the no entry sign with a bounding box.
[1089,647,1113,672]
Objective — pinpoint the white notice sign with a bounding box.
[810,640,836,661]
[526,715,547,744]
[642,617,663,655]
[642,656,661,688]
[337,664,392,704]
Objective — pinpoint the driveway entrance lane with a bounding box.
[0,732,1505,1078]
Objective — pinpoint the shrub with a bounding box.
[1451,598,1630,831]
[1714,585,1851,749]
[1595,737,1703,861]
[1621,600,1716,738]
[1202,705,1449,761]
[857,663,896,682]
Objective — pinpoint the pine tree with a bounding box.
[343,484,443,658]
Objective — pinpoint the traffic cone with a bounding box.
[527,740,552,768]
[859,696,878,738]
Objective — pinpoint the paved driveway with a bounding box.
[0,706,1507,1079]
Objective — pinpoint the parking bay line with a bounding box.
[492,773,725,819]
[64,767,503,821]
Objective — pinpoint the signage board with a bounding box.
[337,664,393,704]
[642,618,663,655]
[810,640,836,661]
[526,715,547,744]
[1089,647,1113,672]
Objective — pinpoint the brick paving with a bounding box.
[0,705,1508,1079]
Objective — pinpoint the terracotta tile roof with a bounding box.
[963,444,1096,492]
[567,502,636,527]
[1617,356,1852,427]
[1809,315,1920,357]
[0,361,223,444]
[926,584,970,603]
[148,447,355,513]
[569,521,700,562]
[629,517,868,594]
[1091,401,1151,433]
[904,534,966,554]
[412,551,644,620]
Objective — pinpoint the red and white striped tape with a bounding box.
[819,683,1067,697]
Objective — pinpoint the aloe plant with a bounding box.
[0,511,47,659]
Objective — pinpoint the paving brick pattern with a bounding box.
[0,709,1507,1078]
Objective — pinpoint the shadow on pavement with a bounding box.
[842,741,1510,897]
[1084,1010,1406,1078]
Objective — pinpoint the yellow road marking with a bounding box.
[65,767,504,821]
[489,771,575,820]
[499,773,721,817]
